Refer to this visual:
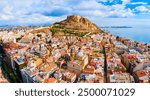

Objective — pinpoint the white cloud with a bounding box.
[97,0,107,2]
[131,2,147,5]
[91,17,150,27]
[73,0,102,10]
[121,0,131,5]
[135,6,150,12]
[73,0,134,18]
[0,14,14,20]
[0,0,149,26]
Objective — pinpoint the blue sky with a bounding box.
[0,0,150,26]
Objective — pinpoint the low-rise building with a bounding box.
[135,70,150,83]
[109,73,133,83]
[21,67,39,83]
[44,78,58,83]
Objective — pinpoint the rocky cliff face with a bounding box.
[52,15,103,34]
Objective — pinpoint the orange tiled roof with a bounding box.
[83,66,95,74]
[5,42,19,49]
[44,78,58,83]
[136,70,149,78]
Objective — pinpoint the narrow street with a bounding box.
[0,45,21,83]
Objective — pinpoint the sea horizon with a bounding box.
[102,25,150,44]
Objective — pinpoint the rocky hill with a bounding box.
[50,15,103,36]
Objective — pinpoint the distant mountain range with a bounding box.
[0,23,51,29]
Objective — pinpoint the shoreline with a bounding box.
[101,27,150,45]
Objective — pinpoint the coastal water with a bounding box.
[103,26,150,44]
